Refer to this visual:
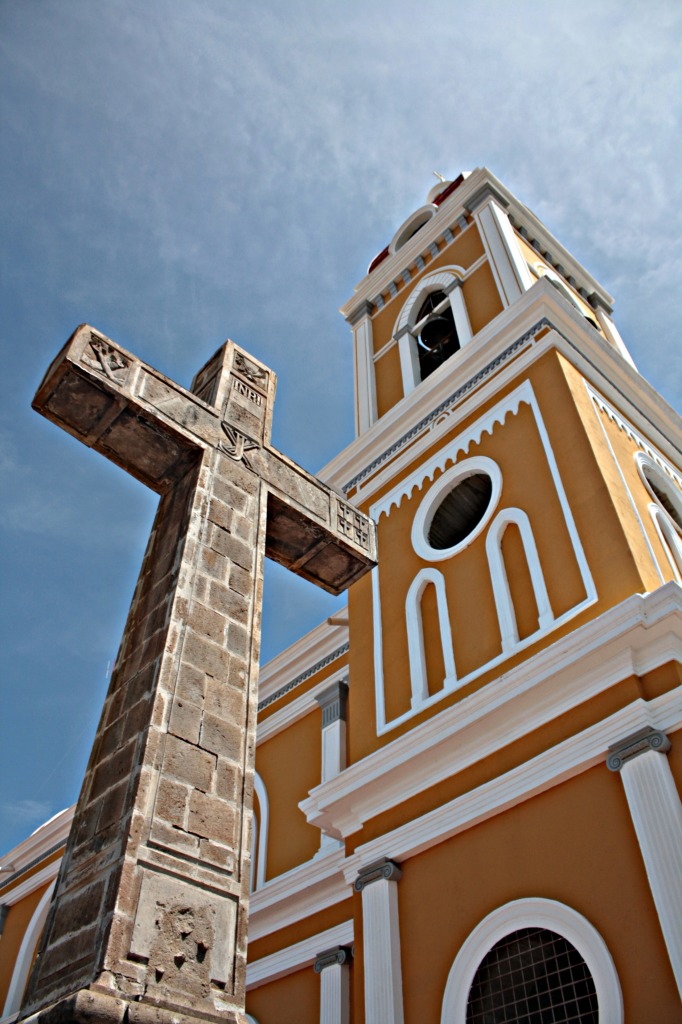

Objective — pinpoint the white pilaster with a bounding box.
[314,947,352,1024]
[466,185,534,307]
[355,860,404,1024]
[595,308,637,369]
[607,728,682,997]
[446,279,473,346]
[350,302,377,435]
[316,681,348,854]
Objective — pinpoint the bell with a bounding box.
[419,315,454,352]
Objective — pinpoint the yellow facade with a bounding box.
[2,168,681,1023]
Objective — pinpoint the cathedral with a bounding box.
[1,168,681,1023]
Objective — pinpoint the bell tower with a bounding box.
[324,166,681,745]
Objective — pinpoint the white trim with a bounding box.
[486,507,554,651]
[616,745,682,997]
[369,378,596,733]
[595,308,636,369]
[300,585,682,841]
[248,847,349,941]
[389,205,437,256]
[411,456,502,562]
[324,282,681,513]
[393,266,472,398]
[440,898,623,1024]
[635,451,682,531]
[252,772,268,891]
[257,667,348,744]
[2,881,56,1019]
[650,504,682,582]
[406,569,457,708]
[257,615,348,707]
[474,199,532,307]
[246,919,353,990]
[0,807,72,887]
[353,312,378,435]
[341,688,682,878]
[0,858,62,907]
[360,875,404,1024]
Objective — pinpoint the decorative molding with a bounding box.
[0,806,73,893]
[354,859,402,892]
[314,946,353,972]
[258,642,349,711]
[301,585,682,843]
[248,847,350,942]
[0,858,62,908]
[368,377,596,734]
[317,680,349,726]
[606,727,671,772]
[440,898,623,1024]
[257,613,348,708]
[257,667,349,745]
[343,326,540,494]
[246,919,353,990]
[341,688,682,883]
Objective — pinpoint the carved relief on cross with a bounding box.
[22,326,376,1024]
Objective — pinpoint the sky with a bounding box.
[1,0,681,855]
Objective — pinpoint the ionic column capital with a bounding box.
[354,858,402,892]
[606,727,671,772]
[314,945,353,973]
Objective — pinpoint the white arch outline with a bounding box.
[486,507,553,652]
[649,503,682,583]
[393,266,473,397]
[389,205,437,255]
[250,771,269,892]
[2,881,56,1019]
[406,568,457,709]
[440,897,623,1024]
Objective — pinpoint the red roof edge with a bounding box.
[433,173,465,206]
[367,245,390,275]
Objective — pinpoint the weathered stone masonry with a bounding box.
[23,327,376,1024]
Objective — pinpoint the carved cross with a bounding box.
[23,326,376,1024]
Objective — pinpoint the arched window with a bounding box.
[406,568,457,709]
[2,882,56,1019]
[441,899,623,1024]
[250,772,269,892]
[649,503,682,582]
[466,927,598,1022]
[394,268,473,396]
[486,508,553,652]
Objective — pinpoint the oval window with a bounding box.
[428,473,492,549]
[412,458,502,561]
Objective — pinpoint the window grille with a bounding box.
[466,927,598,1024]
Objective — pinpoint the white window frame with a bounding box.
[440,897,623,1024]
[485,506,554,652]
[393,267,473,397]
[406,568,457,709]
[250,771,269,891]
[411,456,502,562]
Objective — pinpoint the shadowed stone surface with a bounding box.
[22,326,376,1024]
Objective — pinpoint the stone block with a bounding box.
[227,564,252,598]
[168,698,202,745]
[204,683,244,723]
[200,713,242,761]
[198,546,229,582]
[155,777,190,827]
[208,525,254,572]
[164,735,215,792]
[227,622,249,659]
[97,779,129,833]
[208,582,250,625]
[187,602,228,645]
[207,497,234,532]
[187,791,236,845]
[214,759,240,803]
[212,477,249,514]
[182,629,230,679]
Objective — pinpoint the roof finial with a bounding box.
[433,171,447,183]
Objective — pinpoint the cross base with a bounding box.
[20,988,252,1024]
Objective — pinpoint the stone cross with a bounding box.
[23,326,376,1024]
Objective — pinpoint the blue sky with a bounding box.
[1,0,680,854]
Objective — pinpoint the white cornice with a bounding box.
[321,280,682,501]
[257,611,348,708]
[0,806,73,887]
[257,666,349,745]
[342,687,682,881]
[246,918,353,989]
[301,585,682,839]
[0,858,62,907]
[341,167,613,320]
[248,847,350,941]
